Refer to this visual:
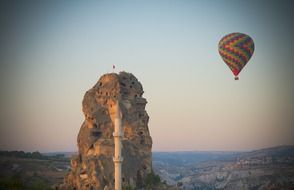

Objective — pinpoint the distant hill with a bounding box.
[239,145,294,159]
[153,151,241,167]
[153,145,294,167]
[0,150,47,160]
[153,145,294,189]
[0,150,70,161]
[42,151,77,158]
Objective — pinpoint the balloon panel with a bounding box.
[218,33,254,76]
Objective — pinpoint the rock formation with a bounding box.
[60,72,153,190]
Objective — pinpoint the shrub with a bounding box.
[0,175,24,190]
[144,171,161,189]
[122,186,135,190]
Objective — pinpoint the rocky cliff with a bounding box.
[60,72,153,190]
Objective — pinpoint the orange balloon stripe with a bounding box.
[230,36,247,46]
[219,50,242,70]
[222,57,240,74]
[225,55,242,71]
[219,49,242,66]
[219,33,240,46]
[229,46,250,62]
[237,37,254,56]
[225,35,245,46]
[222,57,236,69]
[243,40,254,54]
[219,50,243,70]
[237,45,252,60]
[221,46,248,66]
[221,33,237,42]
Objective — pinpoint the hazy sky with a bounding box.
[0,0,293,152]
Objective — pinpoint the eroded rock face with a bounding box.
[60,72,152,190]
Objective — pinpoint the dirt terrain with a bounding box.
[0,154,70,190]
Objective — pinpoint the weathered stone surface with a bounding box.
[60,72,152,190]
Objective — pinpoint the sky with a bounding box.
[0,0,293,152]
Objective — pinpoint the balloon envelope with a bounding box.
[218,33,254,79]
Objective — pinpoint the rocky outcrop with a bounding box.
[60,72,153,190]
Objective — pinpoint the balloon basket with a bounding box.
[234,76,239,80]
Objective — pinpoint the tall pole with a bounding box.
[113,100,123,190]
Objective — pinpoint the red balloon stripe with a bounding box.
[219,50,243,71]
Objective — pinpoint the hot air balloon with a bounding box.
[218,33,254,80]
